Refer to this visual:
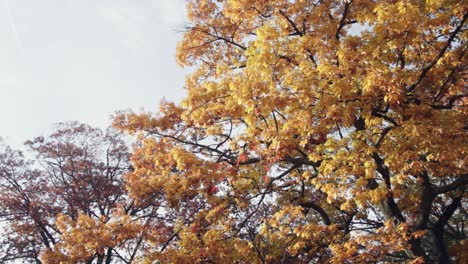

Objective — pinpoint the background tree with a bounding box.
[0,122,154,263]
[115,0,467,263]
[0,140,45,263]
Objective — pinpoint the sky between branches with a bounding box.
[0,0,188,148]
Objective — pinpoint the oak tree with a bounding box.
[114,0,467,263]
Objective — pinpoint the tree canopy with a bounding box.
[0,122,155,263]
[1,0,467,263]
[114,0,467,263]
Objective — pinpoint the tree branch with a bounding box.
[407,12,467,93]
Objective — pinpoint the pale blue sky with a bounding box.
[0,0,188,148]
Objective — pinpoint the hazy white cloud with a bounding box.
[100,0,187,54]
[3,0,23,54]
[153,0,187,25]
[0,0,189,148]
[0,68,20,88]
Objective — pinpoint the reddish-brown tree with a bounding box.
[0,122,149,263]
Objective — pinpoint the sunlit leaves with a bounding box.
[112,0,468,263]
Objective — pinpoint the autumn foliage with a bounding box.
[114,0,467,263]
[0,122,153,263]
[2,0,468,263]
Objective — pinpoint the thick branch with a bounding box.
[433,174,468,196]
[433,196,463,263]
[279,10,304,36]
[417,172,433,229]
[372,153,406,222]
[298,201,331,225]
[336,2,351,40]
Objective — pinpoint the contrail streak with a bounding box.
[4,0,23,54]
